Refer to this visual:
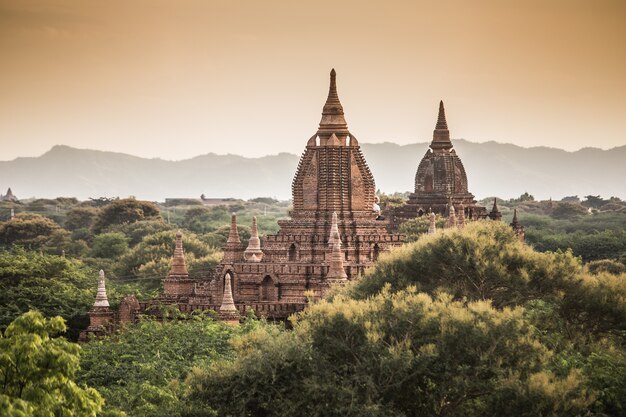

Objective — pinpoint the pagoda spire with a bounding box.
[326,212,348,282]
[510,208,525,242]
[244,216,264,262]
[226,213,241,244]
[169,231,189,277]
[489,198,502,221]
[318,69,349,142]
[430,100,453,152]
[436,100,448,129]
[219,273,237,313]
[94,270,110,308]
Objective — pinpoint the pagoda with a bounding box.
[207,69,404,310]
[394,101,487,222]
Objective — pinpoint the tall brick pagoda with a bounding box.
[208,69,404,309]
[394,101,487,221]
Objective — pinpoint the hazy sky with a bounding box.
[1,0,625,161]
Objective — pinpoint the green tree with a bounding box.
[0,311,103,417]
[65,206,100,231]
[187,289,590,417]
[93,198,161,233]
[0,249,94,339]
[79,316,243,417]
[0,213,66,250]
[91,232,130,259]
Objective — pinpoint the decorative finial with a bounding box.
[326,212,348,281]
[244,216,264,262]
[430,100,452,151]
[436,100,448,130]
[93,270,110,308]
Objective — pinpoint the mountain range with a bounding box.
[1,141,624,201]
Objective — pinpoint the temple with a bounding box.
[201,69,404,315]
[0,187,18,202]
[394,101,487,222]
[82,70,404,332]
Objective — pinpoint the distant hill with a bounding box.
[0,141,624,201]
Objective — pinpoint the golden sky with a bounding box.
[1,0,624,160]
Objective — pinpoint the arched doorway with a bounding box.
[373,244,380,262]
[260,276,277,302]
[289,243,297,261]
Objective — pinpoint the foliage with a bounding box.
[187,289,591,417]
[0,248,95,339]
[91,232,130,259]
[114,231,222,290]
[350,221,583,306]
[65,206,100,231]
[79,316,247,417]
[550,202,588,219]
[93,198,162,233]
[397,214,446,242]
[0,311,103,417]
[0,213,69,252]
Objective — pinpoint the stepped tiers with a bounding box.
[394,101,487,222]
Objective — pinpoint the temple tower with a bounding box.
[394,101,487,222]
[510,209,525,241]
[162,231,195,299]
[213,69,404,308]
[80,270,115,340]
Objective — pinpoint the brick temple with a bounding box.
[393,101,487,222]
[81,69,404,336]
[81,71,524,337]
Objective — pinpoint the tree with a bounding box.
[65,207,100,231]
[0,213,64,250]
[79,316,242,417]
[92,198,161,233]
[91,232,130,259]
[186,289,590,417]
[0,248,94,339]
[0,311,103,417]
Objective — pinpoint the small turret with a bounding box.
[447,203,457,228]
[94,270,110,308]
[219,272,239,324]
[428,212,437,235]
[223,213,243,263]
[244,216,264,262]
[162,232,194,297]
[510,209,525,242]
[488,198,502,221]
[457,203,466,228]
[81,270,115,340]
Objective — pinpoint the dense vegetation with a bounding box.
[0,194,624,416]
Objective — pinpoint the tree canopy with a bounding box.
[0,311,103,417]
